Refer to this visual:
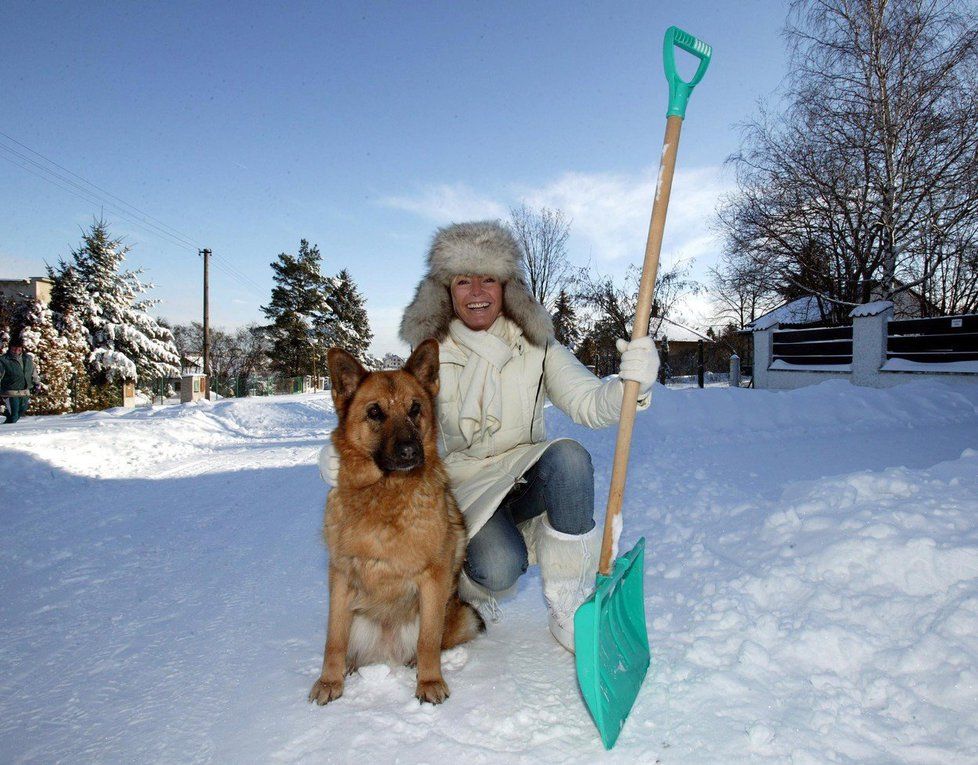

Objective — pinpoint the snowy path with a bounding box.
[2,382,978,763]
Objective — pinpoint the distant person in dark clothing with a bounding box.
[0,339,41,424]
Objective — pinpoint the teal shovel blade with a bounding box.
[574,538,650,749]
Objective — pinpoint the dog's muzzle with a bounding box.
[377,439,425,473]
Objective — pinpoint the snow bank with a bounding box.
[648,449,978,762]
[552,377,978,445]
[2,380,978,762]
[0,394,334,479]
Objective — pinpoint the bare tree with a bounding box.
[235,325,273,378]
[707,249,783,327]
[170,322,271,394]
[576,260,700,339]
[573,261,700,375]
[508,203,572,310]
[718,0,978,317]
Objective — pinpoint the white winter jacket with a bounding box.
[437,317,649,541]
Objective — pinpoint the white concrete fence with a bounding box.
[752,301,978,389]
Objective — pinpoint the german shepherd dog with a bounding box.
[309,340,484,706]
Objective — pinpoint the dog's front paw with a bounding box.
[415,677,450,704]
[309,676,344,705]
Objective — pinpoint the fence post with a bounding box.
[697,339,705,388]
[660,336,670,384]
[850,301,893,388]
[752,323,776,389]
[730,353,741,388]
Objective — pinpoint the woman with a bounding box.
[1,337,41,424]
[321,221,658,652]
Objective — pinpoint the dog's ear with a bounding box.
[403,338,440,398]
[327,347,368,417]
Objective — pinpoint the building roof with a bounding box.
[745,279,937,332]
[745,296,825,331]
[652,316,712,343]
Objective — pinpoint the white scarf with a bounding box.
[448,317,517,447]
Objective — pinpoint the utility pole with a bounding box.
[200,248,211,400]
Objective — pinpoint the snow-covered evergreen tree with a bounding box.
[326,268,373,362]
[262,239,333,378]
[47,264,112,411]
[0,295,13,350]
[552,289,581,350]
[47,263,93,330]
[52,219,179,387]
[58,308,99,412]
[14,299,71,414]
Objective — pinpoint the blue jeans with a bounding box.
[464,440,596,592]
[3,396,28,424]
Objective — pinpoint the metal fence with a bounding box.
[772,325,854,366]
[143,373,328,406]
[887,314,978,364]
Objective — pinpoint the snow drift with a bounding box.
[1,380,977,763]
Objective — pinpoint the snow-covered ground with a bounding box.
[2,380,977,763]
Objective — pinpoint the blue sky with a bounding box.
[0,1,790,355]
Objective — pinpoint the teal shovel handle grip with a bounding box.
[663,26,712,118]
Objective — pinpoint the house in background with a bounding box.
[0,276,54,306]
[179,354,203,375]
[744,282,936,333]
[653,316,716,376]
[652,316,712,355]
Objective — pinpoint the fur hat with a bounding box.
[399,220,554,348]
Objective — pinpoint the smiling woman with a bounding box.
[321,221,660,652]
[450,275,503,331]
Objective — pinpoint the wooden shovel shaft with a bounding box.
[598,115,684,575]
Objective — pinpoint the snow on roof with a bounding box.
[849,300,893,318]
[746,295,824,331]
[652,316,711,343]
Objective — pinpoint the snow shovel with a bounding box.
[574,26,712,749]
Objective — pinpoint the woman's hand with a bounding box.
[615,337,660,397]
[318,440,340,485]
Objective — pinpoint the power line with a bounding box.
[213,252,267,295]
[0,143,200,252]
[0,128,202,250]
[0,131,268,298]
[2,145,263,296]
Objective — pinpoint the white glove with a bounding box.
[616,336,660,397]
[318,440,340,485]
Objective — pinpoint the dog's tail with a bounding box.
[442,593,486,649]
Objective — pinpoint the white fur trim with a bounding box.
[536,517,601,578]
[518,515,543,567]
[457,569,490,606]
[536,516,600,653]
[400,221,554,348]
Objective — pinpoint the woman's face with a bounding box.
[450,274,504,331]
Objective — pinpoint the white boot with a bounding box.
[457,570,503,623]
[536,517,600,653]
